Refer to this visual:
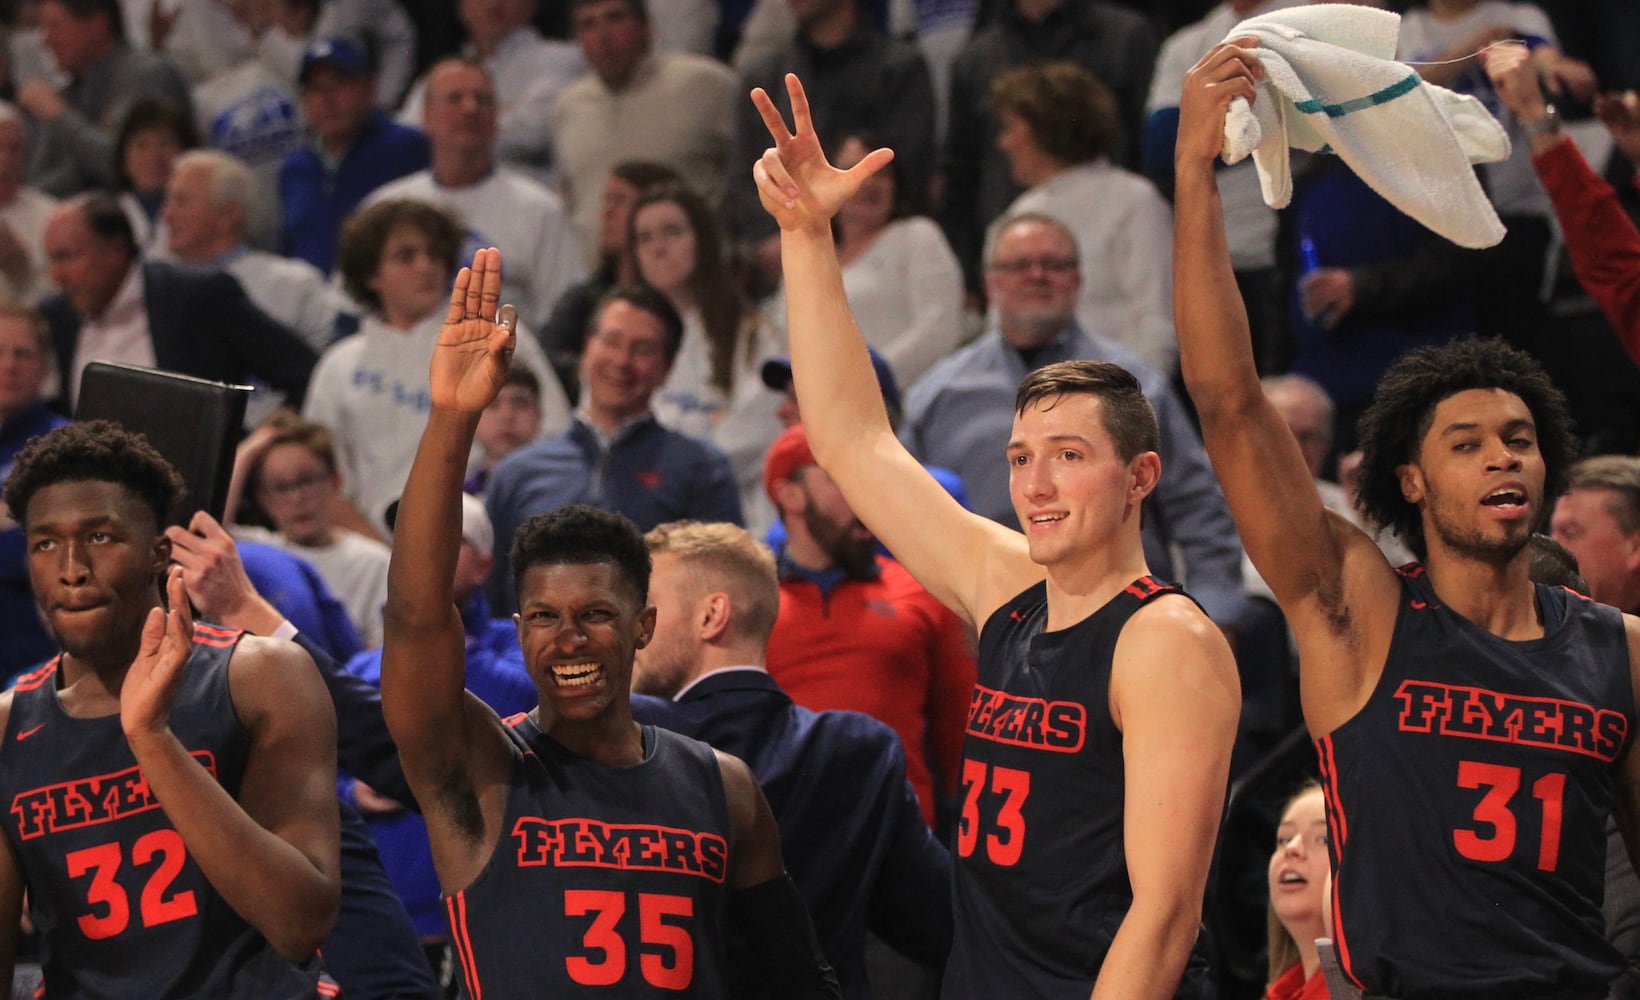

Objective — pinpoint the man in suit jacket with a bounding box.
[630,520,952,1000]
[39,191,317,411]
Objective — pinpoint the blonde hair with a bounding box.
[1267,782,1325,985]
[644,521,779,644]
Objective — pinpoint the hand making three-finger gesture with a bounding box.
[432,246,517,414]
[750,74,895,234]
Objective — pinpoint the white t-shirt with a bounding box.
[235,525,391,648]
[366,168,585,332]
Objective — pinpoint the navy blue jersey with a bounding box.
[0,623,319,998]
[446,717,733,998]
[1320,566,1634,999]
[945,578,1212,1000]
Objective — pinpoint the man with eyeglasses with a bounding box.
[484,285,742,613]
[902,212,1253,640]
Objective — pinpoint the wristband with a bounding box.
[1520,104,1560,137]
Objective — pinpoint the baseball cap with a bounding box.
[759,347,901,416]
[299,37,371,85]
[763,424,818,504]
[383,494,494,555]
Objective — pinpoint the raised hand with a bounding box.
[432,247,517,414]
[1176,38,1263,169]
[750,74,894,233]
[1483,42,1549,120]
[1595,90,1640,165]
[121,568,195,740]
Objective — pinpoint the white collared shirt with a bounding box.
[71,264,153,406]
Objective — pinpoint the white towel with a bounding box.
[1220,3,1510,249]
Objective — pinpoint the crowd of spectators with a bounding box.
[0,0,1636,996]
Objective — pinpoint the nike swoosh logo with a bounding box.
[15,723,45,742]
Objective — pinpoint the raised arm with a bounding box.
[1173,42,1397,728]
[121,570,341,961]
[751,74,1037,625]
[380,248,518,890]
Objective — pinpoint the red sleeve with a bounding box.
[925,600,978,802]
[1534,138,1640,359]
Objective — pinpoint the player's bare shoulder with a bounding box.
[1119,592,1235,673]
[223,633,334,736]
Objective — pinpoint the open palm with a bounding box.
[121,569,194,739]
[751,74,894,232]
[432,246,516,414]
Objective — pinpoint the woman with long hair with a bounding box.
[627,181,759,439]
[1266,783,1330,1000]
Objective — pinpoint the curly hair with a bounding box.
[336,199,463,315]
[3,420,185,529]
[511,504,651,608]
[1354,338,1578,559]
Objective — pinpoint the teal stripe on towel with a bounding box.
[1293,72,1421,118]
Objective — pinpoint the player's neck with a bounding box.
[1041,545,1151,631]
[543,705,647,768]
[57,632,149,718]
[1423,549,1542,640]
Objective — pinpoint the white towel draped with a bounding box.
[1220,3,1510,249]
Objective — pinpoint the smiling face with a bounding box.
[514,560,653,721]
[986,218,1080,350]
[1268,787,1330,949]
[1401,388,1545,566]
[578,298,672,425]
[1007,393,1153,567]
[24,479,168,662]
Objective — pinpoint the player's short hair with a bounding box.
[3,420,185,529]
[1564,454,1640,534]
[1354,338,1578,560]
[1015,360,1158,462]
[336,198,463,314]
[512,504,651,608]
[645,521,779,644]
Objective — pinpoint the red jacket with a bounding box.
[767,556,976,827]
[1534,138,1640,353]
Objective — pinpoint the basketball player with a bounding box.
[750,76,1240,999]
[1174,40,1640,998]
[379,248,838,997]
[0,421,341,995]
